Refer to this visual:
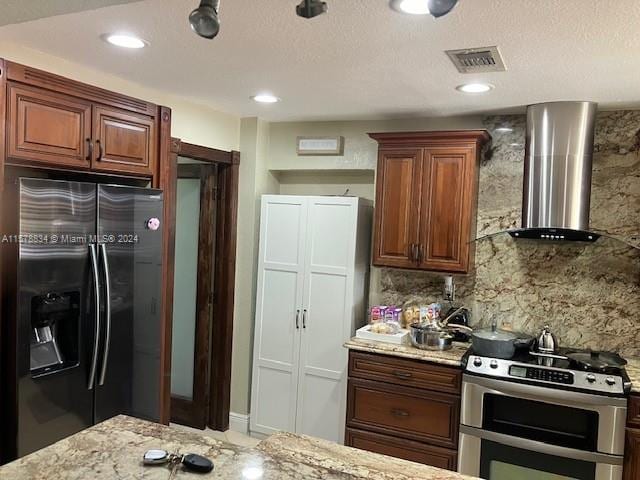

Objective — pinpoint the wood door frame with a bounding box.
[166,139,239,431]
[171,162,217,429]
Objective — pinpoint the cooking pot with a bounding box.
[471,321,531,359]
[410,323,453,351]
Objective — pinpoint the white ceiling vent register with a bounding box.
[445,46,507,73]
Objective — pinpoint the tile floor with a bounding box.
[170,423,261,448]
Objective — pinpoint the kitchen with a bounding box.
[0,1,639,479]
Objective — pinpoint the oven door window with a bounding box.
[483,393,599,451]
[481,440,596,480]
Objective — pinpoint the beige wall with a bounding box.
[268,116,484,172]
[232,117,279,414]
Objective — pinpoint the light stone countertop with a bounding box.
[0,415,478,480]
[625,356,640,394]
[344,337,470,367]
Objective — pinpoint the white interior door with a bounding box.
[295,197,357,443]
[250,196,307,436]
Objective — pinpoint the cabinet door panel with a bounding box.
[7,83,91,168]
[419,147,475,272]
[250,197,307,436]
[373,149,421,268]
[624,428,640,480]
[93,106,155,176]
[296,198,357,443]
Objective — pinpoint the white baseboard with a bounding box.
[228,412,250,434]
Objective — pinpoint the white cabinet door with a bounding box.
[295,197,357,443]
[250,196,307,436]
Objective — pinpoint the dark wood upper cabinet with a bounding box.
[372,148,422,268]
[369,131,490,274]
[7,82,92,169]
[92,106,156,176]
[4,61,159,178]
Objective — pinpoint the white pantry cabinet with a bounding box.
[250,195,372,443]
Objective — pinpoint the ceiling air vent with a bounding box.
[445,46,506,73]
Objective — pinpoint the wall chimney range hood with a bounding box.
[509,101,601,242]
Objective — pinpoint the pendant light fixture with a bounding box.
[296,0,328,19]
[189,0,221,39]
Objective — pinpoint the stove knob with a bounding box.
[490,360,499,369]
[605,377,616,386]
[473,357,483,367]
[585,374,596,383]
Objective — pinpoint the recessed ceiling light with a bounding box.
[390,0,430,15]
[103,33,147,49]
[456,83,494,94]
[251,94,280,104]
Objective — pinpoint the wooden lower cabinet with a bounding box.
[624,395,640,480]
[624,428,640,480]
[346,350,461,471]
[346,428,457,470]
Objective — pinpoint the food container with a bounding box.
[409,323,453,351]
[402,306,420,329]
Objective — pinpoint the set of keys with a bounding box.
[143,449,214,478]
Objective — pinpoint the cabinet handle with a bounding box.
[295,309,300,329]
[392,370,412,379]
[390,408,410,417]
[303,309,307,329]
[96,139,103,161]
[408,243,415,262]
[417,244,423,264]
[86,138,93,160]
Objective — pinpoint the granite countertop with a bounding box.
[0,415,478,480]
[344,337,470,367]
[626,356,640,394]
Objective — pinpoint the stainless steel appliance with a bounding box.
[2,178,163,459]
[458,348,630,480]
[508,101,602,242]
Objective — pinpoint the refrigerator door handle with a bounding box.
[98,243,112,386]
[88,244,101,390]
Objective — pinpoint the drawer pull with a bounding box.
[392,370,412,379]
[390,408,410,417]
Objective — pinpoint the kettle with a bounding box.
[535,325,558,354]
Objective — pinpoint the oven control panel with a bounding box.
[508,365,573,384]
[465,355,626,394]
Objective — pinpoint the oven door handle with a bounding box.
[460,425,624,465]
[462,374,628,407]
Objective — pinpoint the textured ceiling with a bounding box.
[0,0,143,27]
[0,0,639,121]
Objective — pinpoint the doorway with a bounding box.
[167,141,239,431]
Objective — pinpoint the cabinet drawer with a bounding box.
[346,427,457,471]
[347,378,459,448]
[348,351,461,394]
[628,395,640,429]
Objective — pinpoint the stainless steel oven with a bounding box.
[458,374,627,480]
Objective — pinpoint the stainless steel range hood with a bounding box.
[509,101,601,242]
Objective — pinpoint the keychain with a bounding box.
[143,449,214,477]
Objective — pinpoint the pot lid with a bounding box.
[473,323,519,342]
[566,351,627,372]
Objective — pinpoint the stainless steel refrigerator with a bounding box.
[3,178,163,458]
